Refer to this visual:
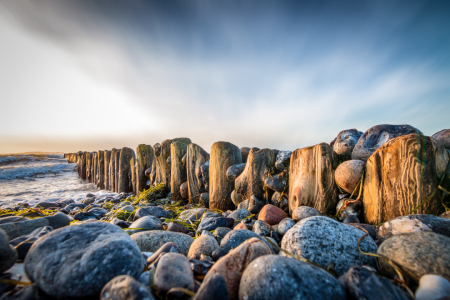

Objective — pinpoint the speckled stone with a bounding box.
[291,206,321,222]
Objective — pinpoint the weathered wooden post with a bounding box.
[98,150,105,189]
[209,141,242,211]
[289,143,337,215]
[186,143,210,204]
[86,152,92,183]
[79,152,87,180]
[114,150,120,193]
[93,152,98,186]
[171,141,189,200]
[136,144,154,193]
[118,147,135,194]
[109,148,117,191]
[104,150,111,190]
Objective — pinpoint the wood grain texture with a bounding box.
[114,150,120,193]
[186,143,210,204]
[130,156,137,195]
[170,141,189,200]
[118,147,135,193]
[79,152,87,180]
[109,148,118,192]
[93,152,98,186]
[85,152,93,183]
[136,144,154,194]
[209,141,242,211]
[363,134,449,224]
[235,148,279,202]
[97,151,105,190]
[288,143,337,215]
[104,150,111,191]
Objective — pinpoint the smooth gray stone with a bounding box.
[264,171,288,193]
[10,226,53,260]
[342,266,412,300]
[134,207,168,220]
[220,229,271,253]
[146,242,182,266]
[275,151,292,171]
[154,253,194,294]
[34,202,60,209]
[178,208,207,222]
[0,217,48,240]
[0,216,29,225]
[292,206,322,222]
[226,163,246,182]
[248,195,264,214]
[24,221,145,298]
[352,124,422,161]
[213,227,232,244]
[333,129,363,160]
[239,255,346,300]
[253,220,276,238]
[63,203,87,211]
[88,208,108,219]
[0,229,17,273]
[378,232,450,283]
[281,216,377,276]
[200,193,210,208]
[379,214,450,240]
[201,211,222,221]
[227,209,251,223]
[128,216,163,233]
[237,200,249,210]
[194,272,229,300]
[131,230,194,255]
[100,275,154,300]
[138,271,151,286]
[197,217,234,233]
[415,274,450,300]
[277,218,295,236]
[230,190,242,206]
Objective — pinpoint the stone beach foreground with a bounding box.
[1,124,450,300]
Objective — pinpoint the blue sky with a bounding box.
[0,0,449,153]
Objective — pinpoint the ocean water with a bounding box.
[0,154,102,206]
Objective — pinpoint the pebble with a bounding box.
[131,230,194,255]
[197,217,234,233]
[127,216,163,234]
[193,272,229,300]
[187,230,220,259]
[154,252,195,294]
[291,206,321,222]
[227,209,251,223]
[276,218,295,236]
[415,274,450,300]
[258,204,287,225]
[213,227,232,243]
[100,275,154,300]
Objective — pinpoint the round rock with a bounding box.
[24,222,145,298]
[131,230,194,256]
[281,216,377,276]
[335,160,365,194]
[100,275,154,300]
[128,216,163,234]
[187,231,220,260]
[258,204,287,225]
[0,229,17,273]
[415,274,450,300]
[239,255,346,300]
[154,253,194,294]
[332,129,363,160]
[291,206,321,222]
[277,218,295,236]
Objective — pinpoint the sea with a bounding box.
[0,153,106,207]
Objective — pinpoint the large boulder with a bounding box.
[131,230,193,255]
[377,232,450,283]
[352,124,422,161]
[363,134,449,224]
[332,129,363,161]
[240,255,345,300]
[281,216,377,276]
[24,222,145,298]
[204,237,271,300]
[288,143,337,215]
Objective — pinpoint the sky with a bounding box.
[0,0,449,154]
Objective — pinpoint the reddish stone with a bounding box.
[258,204,287,225]
[234,223,248,230]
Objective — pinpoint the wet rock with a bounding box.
[352,124,422,161]
[154,253,194,294]
[213,227,232,243]
[227,209,251,223]
[240,147,251,164]
[277,218,295,236]
[128,216,163,234]
[336,199,363,221]
[100,275,154,300]
[226,163,246,182]
[134,207,168,220]
[88,208,108,219]
[416,274,450,300]
[239,255,345,300]
[190,259,213,276]
[197,217,234,233]
[281,216,377,276]
[64,203,87,211]
[335,160,365,194]
[333,129,364,160]
[34,202,60,209]
[131,230,194,255]
[346,223,378,241]
[81,197,95,205]
[0,229,17,273]
[264,170,288,193]
[291,206,321,222]
[377,232,450,283]
[188,231,220,259]
[379,214,450,240]
[10,226,53,260]
[258,204,287,225]
[24,221,145,298]
[248,195,264,214]
[341,265,412,300]
[270,192,289,213]
[73,211,97,221]
[205,237,271,299]
[275,150,292,171]
[0,216,29,225]
[180,182,189,200]
[193,272,229,300]
[201,211,221,221]
[118,205,135,213]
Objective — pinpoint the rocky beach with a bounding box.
[1,124,450,300]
